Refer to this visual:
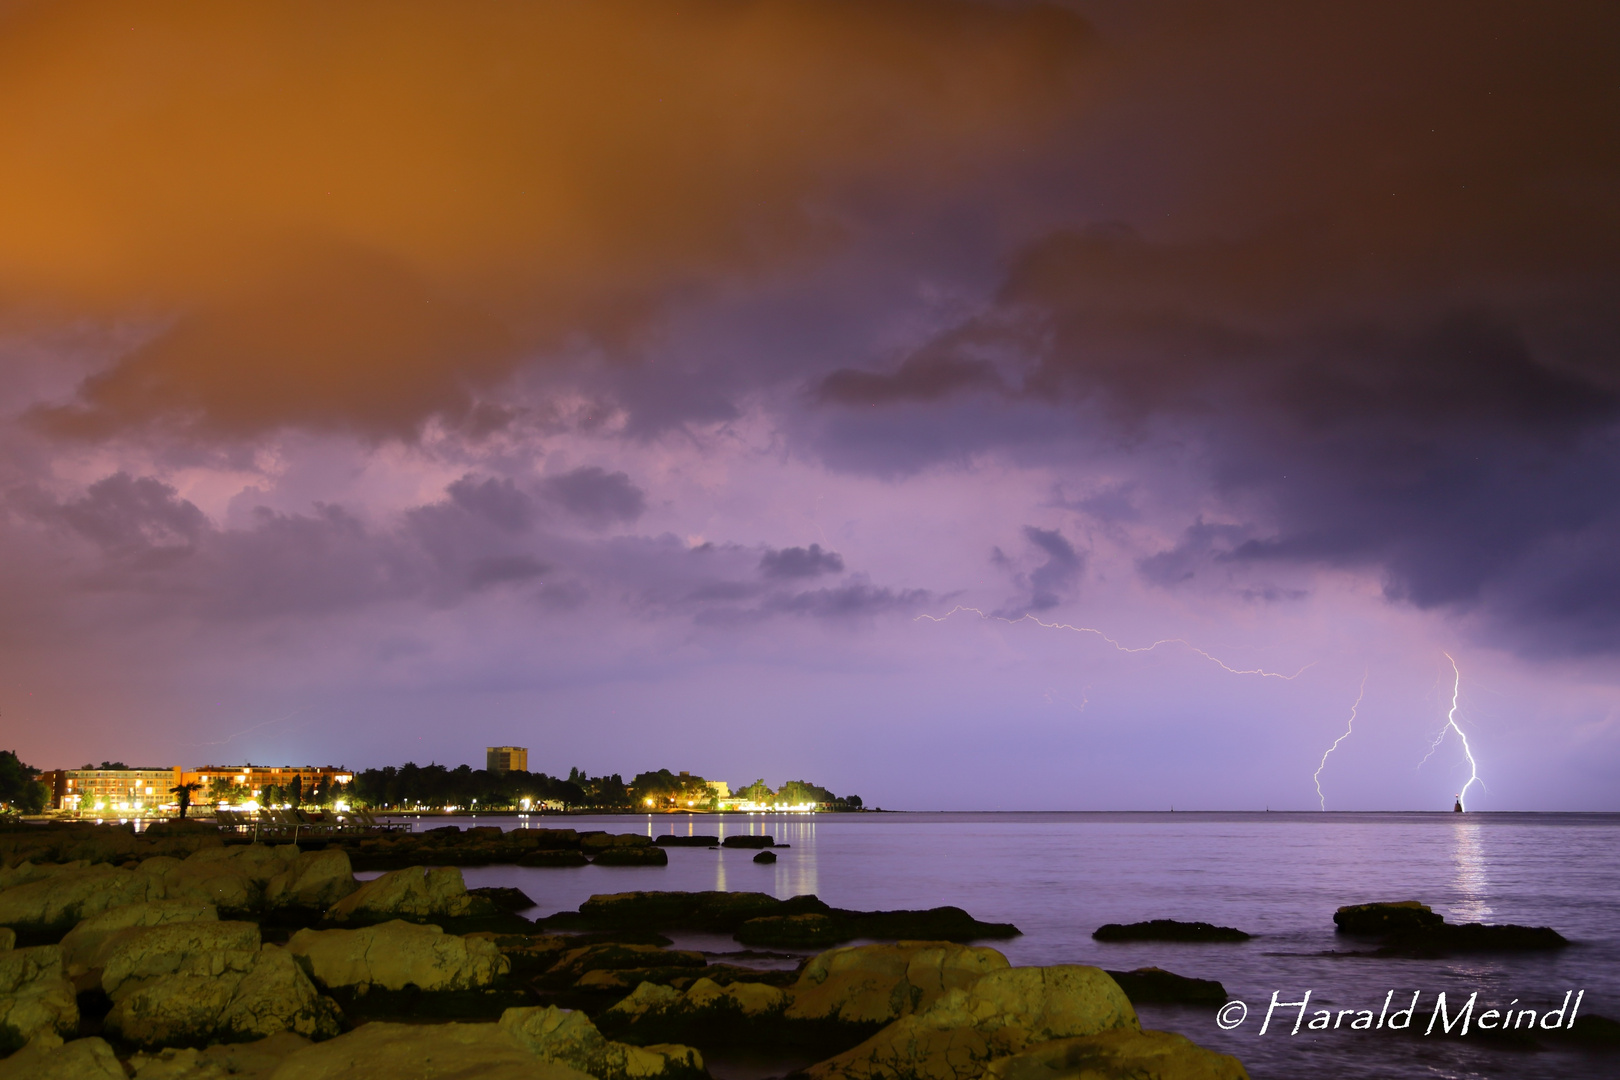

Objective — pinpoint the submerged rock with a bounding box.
[1378,922,1568,953]
[1333,901,1444,935]
[739,906,1019,948]
[469,887,537,914]
[0,1035,127,1080]
[1091,920,1251,943]
[1103,967,1227,1006]
[581,833,656,853]
[653,836,719,847]
[594,847,670,867]
[721,836,774,849]
[805,965,1140,1080]
[287,920,510,991]
[0,944,78,1055]
[326,866,483,924]
[734,914,841,948]
[519,850,591,868]
[981,1027,1250,1080]
[543,943,706,985]
[566,891,828,932]
[752,852,777,865]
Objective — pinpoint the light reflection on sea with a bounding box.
[388,811,1619,1080]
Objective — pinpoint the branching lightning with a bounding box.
[916,606,1314,680]
[1417,653,1481,810]
[1314,670,1368,811]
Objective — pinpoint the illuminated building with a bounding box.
[486,746,528,773]
[54,766,184,813]
[183,764,354,803]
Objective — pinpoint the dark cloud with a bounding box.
[47,473,208,558]
[819,352,1004,408]
[541,467,646,528]
[761,581,934,619]
[759,543,845,579]
[446,475,534,534]
[993,525,1083,615]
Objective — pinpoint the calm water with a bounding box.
[387,811,1620,1080]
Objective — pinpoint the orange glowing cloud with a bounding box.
[0,0,1091,436]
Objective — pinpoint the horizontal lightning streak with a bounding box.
[1314,670,1368,811]
[915,606,1314,680]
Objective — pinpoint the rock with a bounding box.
[0,929,12,951]
[1091,920,1250,943]
[129,1031,311,1079]
[1566,1013,1620,1048]
[263,849,359,911]
[1333,901,1444,935]
[981,1028,1250,1080]
[594,847,670,867]
[142,821,221,841]
[0,860,90,891]
[101,920,263,997]
[59,900,218,976]
[326,866,482,924]
[0,944,78,1055]
[544,943,706,984]
[653,836,719,847]
[566,890,829,932]
[0,863,162,937]
[134,855,258,914]
[465,827,504,840]
[753,852,777,864]
[0,1036,127,1080]
[470,887,537,913]
[423,826,462,837]
[739,907,1020,948]
[263,1019,596,1080]
[105,942,342,1047]
[787,942,1012,1026]
[721,836,774,849]
[608,976,787,1023]
[466,933,574,979]
[805,966,1139,1080]
[520,850,591,868]
[509,829,583,850]
[1103,968,1227,1006]
[288,920,510,991]
[500,1004,705,1080]
[1378,922,1568,953]
[581,833,655,853]
[735,914,842,948]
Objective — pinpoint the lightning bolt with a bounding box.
[1314,670,1368,811]
[916,606,1314,680]
[1417,653,1481,811]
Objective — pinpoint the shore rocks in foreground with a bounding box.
[981,1028,1249,1080]
[288,920,510,991]
[0,944,77,1055]
[803,965,1140,1080]
[1334,900,1568,954]
[1092,920,1251,943]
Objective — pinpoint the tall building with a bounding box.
[54,766,183,813]
[487,746,528,773]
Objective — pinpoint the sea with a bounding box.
[372,810,1620,1080]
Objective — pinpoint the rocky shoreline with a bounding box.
[0,820,1253,1079]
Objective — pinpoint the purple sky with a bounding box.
[2,1,1617,809]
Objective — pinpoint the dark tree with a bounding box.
[171,781,202,819]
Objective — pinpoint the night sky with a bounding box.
[3,1,1617,809]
